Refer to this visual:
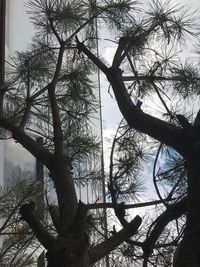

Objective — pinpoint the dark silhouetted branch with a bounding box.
[0,117,52,165]
[87,198,172,210]
[20,202,56,251]
[90,215,142,264]
[143,197,187,259]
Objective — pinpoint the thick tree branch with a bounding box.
[106,67,188,156]
[194,109,200,127]
[48,85,64,156]
[47,44,78,228]
[142,197,187,258]
[115,23,158,66]
[112,37,127,67]
[20,202,56,251]
[0,117,52,164]
[41,198,171,221]
[90,215,142,265]
[76,41,188,155]
[48,156,78,231]
[48,45,65,156]
[75,36,109,74]
[19,65,32,129]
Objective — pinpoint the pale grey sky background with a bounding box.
[99,0,200,201]
[3,0,200,200]
[100,0,200,131]
[100,0,200,151]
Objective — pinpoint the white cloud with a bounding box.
[102,45,117,66]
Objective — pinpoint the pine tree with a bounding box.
[1,0,200,266]
[76,0,200,266]
[0,0,142,266]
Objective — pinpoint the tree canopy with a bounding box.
[1,0,200,266]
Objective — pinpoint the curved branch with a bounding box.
[116,23,158,66]
[142,197,187,259]
[0,117,52,165]
[108,119,129,226]
[46,44,78,229]
[106,67,187,156]
[20,202,56,251]
[76,40,188,156]
[152,143,169,207]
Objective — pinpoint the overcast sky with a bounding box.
[7,0,200,132]
[100,0,200,146]
[5,0,200,198]
[99,0,200,201]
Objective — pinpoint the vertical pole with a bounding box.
[95,16,110,267]
[0,0,6,84]
[0,0,6,206]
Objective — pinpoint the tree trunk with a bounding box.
[46,236,89,267]
[45,198,89,267]
[20,197,89,267]
[174,147,200,267]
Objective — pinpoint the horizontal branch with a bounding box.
[122,75,188,82]
[90,215,142,265]
[87,199,171,210]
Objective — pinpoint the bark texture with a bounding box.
[174,147,200,267]
[76,38,200,266]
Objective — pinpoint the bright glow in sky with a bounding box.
[99,0,200,200]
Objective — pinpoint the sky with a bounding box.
[98,0,200,200]
[100,0,200,140]
[3,0,200,200]
[6,0,34,54]
[100,0,200,130]
[6,0,200,131]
